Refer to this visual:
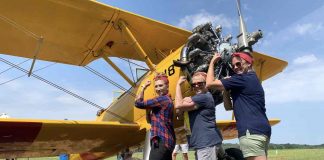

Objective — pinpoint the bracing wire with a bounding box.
[0,57,132,123]
[119,58,149,69]
[0,59,30,75]
[127,58,136,83]
[0,62,56,86]
[84,66,136,97]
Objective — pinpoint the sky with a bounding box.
[1,0,324,145]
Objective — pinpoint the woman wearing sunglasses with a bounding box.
[206,52,271,160]
[175,72,223,160]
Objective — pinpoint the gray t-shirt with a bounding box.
[189,92,223,149]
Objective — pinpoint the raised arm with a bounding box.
[135,80,151,109]
[175,76,196,111]
[136,80,151,101]
[206,53,225,90]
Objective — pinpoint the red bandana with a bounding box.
[232,52,253,64]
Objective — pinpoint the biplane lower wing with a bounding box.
[217,119,280,139]
[0,119,146,159]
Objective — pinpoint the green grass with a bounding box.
[105,149,324,160]
[3,149,324,160]
[268,149,324,160]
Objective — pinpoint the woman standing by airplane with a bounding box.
[135,73,175,160]
[206,52,271,160]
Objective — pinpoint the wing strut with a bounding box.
[118,20,155,71]
[0,14,44,77]
[102,52,135,86]
[28,36,43,77]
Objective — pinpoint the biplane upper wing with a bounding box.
[0,119,146,159]
[0,0,191,66]
[0,0,287,76]
[217,119,280,140]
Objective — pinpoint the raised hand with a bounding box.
[177,76,187,85]
[211,52,221,64]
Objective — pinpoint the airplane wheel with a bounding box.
[224,148,244,160]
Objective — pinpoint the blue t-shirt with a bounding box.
[220,71,271,138]
[189,92,223,149]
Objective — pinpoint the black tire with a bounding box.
[224,148,244,160]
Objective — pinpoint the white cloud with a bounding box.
[292,23,323,35]
[264,58,324,104]
[177,10,235,30]
[293,54,318,65]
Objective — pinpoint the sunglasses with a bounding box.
[232,62,242,69]
[191,82,206,87]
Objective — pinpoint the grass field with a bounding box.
[267,149,324,160]
[2,149,324,160]
[104,149,324,160]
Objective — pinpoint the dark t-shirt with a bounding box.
[220,71,271,138]
[189,92,223,149]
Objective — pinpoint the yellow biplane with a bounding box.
[0,0,287,159]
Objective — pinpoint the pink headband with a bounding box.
[232,52,253,64]
[154,73,169,84]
